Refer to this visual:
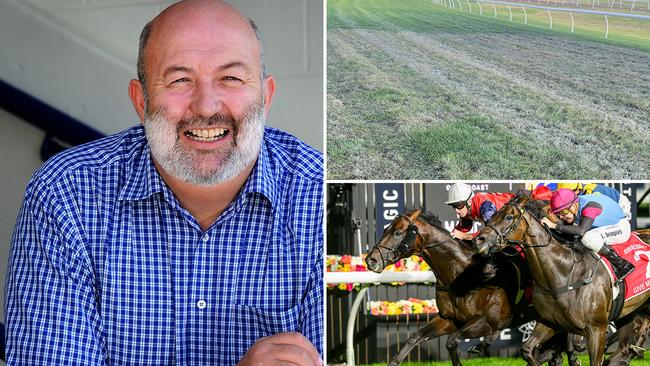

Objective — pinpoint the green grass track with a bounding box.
[327,0,650,179]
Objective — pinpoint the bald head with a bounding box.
[136,0,266,91]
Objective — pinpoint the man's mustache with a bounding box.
[175,113,237,133]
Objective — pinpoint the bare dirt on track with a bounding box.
[327,0,650,179]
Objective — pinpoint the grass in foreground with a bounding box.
[362,353,650,365]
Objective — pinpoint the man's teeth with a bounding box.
[186,128,228,142]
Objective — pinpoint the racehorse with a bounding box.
[473,194,650,366]
[365,208,578,366]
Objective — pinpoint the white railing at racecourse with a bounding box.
[325,271,437,366]
[532,0,650,11]
[434,0,650,38]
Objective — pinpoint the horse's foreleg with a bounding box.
[566,333,583,366]
[467,330,500,355]
[445,317,496,366]
[585,324,607,366]
[521,322,556,366]
[631,315,650,350]
[605,316,650,366]
[532,332,581,366]
[388,315,456,366]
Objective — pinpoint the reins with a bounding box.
[487,199,601,297]
[482,202,546,250]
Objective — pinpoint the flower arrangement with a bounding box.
[368,298,438,316]
[326,254,431,291]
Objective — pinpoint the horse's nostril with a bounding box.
[367,257,376,265]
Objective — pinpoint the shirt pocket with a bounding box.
[232,303,301,340]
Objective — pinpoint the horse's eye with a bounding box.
[506,215,513,220]
[394,230,403,236]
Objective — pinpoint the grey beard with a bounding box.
[144,104,265,186]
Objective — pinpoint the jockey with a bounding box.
[557,182,631,220]
[446,183,515,281]
[446,183,514,241]
[542,188,634,280]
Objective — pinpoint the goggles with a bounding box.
[451,201,467,210]
[558,208,572,216]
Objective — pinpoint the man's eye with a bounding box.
[223,76,243,82]
[171,77,191,84]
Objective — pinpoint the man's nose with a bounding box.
[190,82,223,117]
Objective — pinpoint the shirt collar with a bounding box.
[118,130,277,208]
[117,142,169,202]
[238,135,278,207]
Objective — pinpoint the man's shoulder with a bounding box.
[263,127,323,183]
[31,126,146,188]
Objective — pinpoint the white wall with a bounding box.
[0,110,46,324]
[0,0,323,150]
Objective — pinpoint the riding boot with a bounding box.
[599,244,635,280]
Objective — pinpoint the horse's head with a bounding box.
[365,209,424,273]
[473,194,531,256]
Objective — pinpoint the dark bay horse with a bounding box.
[473,194,650,366]
[365,209,576,366]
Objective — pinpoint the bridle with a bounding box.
[482,201,545,251]
[375,212,424,266]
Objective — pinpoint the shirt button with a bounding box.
[202,234,210,242]
[197,300,207,310]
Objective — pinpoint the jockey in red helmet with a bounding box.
[446,183,514,241]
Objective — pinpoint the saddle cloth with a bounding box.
[599,233,650,300]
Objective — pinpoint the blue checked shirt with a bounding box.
[5,125,323,365]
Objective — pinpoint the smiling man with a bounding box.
[5,1,323,365]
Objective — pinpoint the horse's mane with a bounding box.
[524,198,550,221]
[404,208,448,233]
[518,196,587,253]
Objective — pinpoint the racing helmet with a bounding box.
[550,188,578,214]
[556,182,583,191]
[446,183,474,206]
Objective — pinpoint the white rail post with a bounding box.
[467,0,472,12]
[458,0,463,11]
[630,0,635,10]
[478,1,483,15]
[523,6,528,23]
[570,11,575,31]
[548,9,553,28]
[492,1,498,17]
[346,287,368,366]
[325,271,438,366]
[508,4,513,20]
[605,14,609,38]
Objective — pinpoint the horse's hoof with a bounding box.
[467,344,482,354]
[630,344,645,356]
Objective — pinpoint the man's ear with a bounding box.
[128,79,146,123]
[262,75,276,118]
